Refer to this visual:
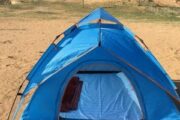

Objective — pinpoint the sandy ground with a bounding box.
[0,17,180,119]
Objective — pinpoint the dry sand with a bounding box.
[0,17,180,119]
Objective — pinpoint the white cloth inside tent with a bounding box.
[60,72,143,120]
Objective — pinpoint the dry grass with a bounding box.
[0,1,180,21]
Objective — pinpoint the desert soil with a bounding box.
[0,17,180,119]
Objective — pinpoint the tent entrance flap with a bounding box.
[59,72,143,120]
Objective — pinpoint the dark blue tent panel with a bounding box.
[12,8,179,120]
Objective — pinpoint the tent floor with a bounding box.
[60,117,91,120]
[59,73,142,120]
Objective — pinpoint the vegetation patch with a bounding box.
[0,1,179,22]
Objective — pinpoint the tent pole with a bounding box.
[135,35,150,50]
[105,48,180,103]
[52,33,64,44]
[98,19,102,47]
[7,79,27,120]
[51,24,78,45]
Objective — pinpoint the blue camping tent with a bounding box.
[12,8,179,120]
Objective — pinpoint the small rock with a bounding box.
[39,51,44,54]
[6,64,11,67]
[7,56,15,59]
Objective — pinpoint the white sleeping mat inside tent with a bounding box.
[60,72,143,120]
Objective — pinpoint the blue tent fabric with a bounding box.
[21,48,179,120]
[78,8,121,25]
[101,28,178,97]
[16,8,180,120]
